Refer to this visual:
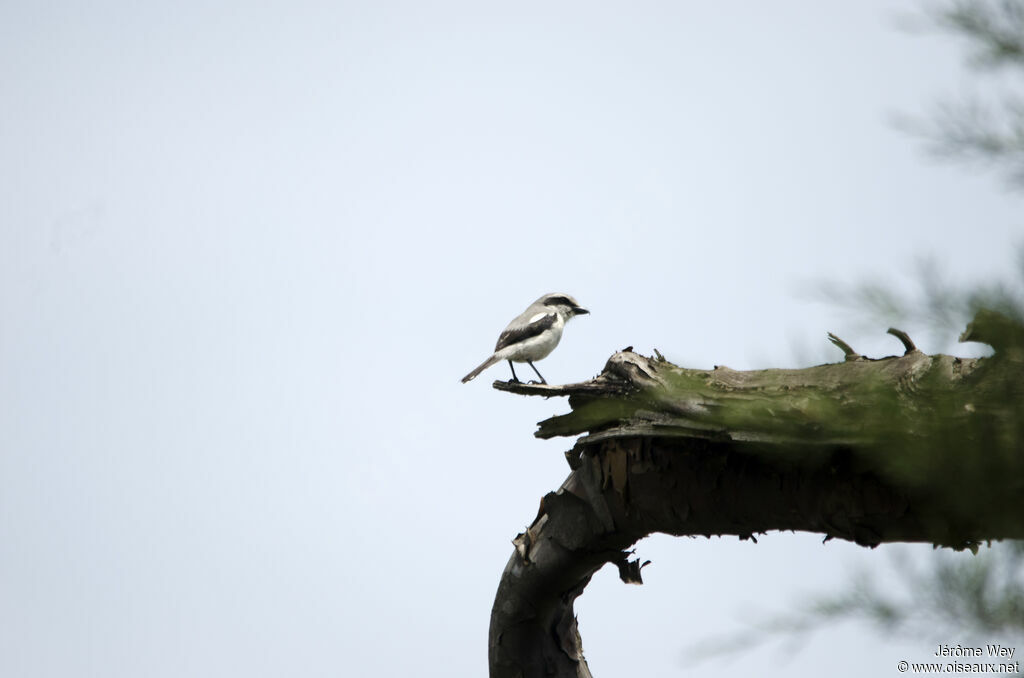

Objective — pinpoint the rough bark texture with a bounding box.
[487,319,1024,678]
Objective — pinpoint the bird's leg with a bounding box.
[527,361,547,385]
[507,360,522,383]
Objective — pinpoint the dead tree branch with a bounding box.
[488,312,1024,678]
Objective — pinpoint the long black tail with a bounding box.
[461,354,501,383]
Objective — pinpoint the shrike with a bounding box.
[461,293,589,385]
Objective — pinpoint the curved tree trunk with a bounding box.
[487,319,1024,678]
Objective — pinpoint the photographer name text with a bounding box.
[936,645,1016,659]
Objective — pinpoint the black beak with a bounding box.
[573,307,589,316]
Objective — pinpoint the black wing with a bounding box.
[495,313,556,351]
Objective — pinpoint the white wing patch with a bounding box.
[528,312,550,324]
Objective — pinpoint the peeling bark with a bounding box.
[487,318,1024,678]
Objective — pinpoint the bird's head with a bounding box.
[538,293,589,320]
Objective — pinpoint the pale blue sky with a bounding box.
[1,2,1020,676]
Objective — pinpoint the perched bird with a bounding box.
[461,293,589,385]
